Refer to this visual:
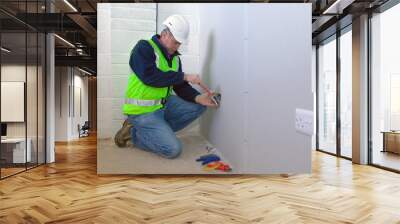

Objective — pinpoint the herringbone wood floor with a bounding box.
[1,134,400,224]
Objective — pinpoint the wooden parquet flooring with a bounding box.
[1,134,400,223]
[1,167,26,178]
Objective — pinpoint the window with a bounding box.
[340,28,352,158]
[370,3,400,171]
[318,36,337,155]
[0,1,47,179]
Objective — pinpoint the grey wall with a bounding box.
[199,4,312,173]
[199,4,247,171]
[245,4,312,173]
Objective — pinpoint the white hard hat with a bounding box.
[162,15,190,44]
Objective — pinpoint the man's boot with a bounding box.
[114,120,133,147]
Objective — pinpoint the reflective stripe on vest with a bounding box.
[125,98,164,107]
[122,39,180,115]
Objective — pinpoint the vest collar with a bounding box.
[152,35,181,59]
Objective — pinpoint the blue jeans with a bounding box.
[127,95,206,159]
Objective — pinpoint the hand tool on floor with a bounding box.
[205,146,217,153]
[203,162,222,171]
[196,154,221,165]
[215,162,232,172]
[203,161,232,172]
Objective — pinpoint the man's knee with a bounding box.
[160,140,182,159]
[196,104,207,115]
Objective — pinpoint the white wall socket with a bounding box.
[295,108,314,136]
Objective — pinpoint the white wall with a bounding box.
[55,67,89,141]
[1,63,46,163]
[71,73,89,138]
[1,65,39,137]
[97,3,156,139]
[1,77,24,123]
[55,67,68,141]
[199,4,312,173]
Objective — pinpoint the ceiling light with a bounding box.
[54,34,75,48]
[1,47,11,53]
[63,0,78,12]
[323,0,342,14]
[78,67,92,76]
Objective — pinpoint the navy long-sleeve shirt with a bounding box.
[129,35,200,103]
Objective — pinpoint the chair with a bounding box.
[78,121,90,138]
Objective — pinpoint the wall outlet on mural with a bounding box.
[295,108,314,136]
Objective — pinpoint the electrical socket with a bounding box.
[295,108,314,136]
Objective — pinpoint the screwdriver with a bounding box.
[198,82,221,106]
[198,82,213,96]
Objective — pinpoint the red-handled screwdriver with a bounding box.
[198,82,213,96]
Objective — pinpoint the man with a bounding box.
[114,15,216,159]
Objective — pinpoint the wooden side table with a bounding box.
[381,131,400,154]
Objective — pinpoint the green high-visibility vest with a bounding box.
[122,39,180,115]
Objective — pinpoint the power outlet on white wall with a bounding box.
[295,108,314,136]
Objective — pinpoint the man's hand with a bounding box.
[184,74,202,85]
[195,93,218,107]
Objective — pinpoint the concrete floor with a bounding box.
[97,132,233,174]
